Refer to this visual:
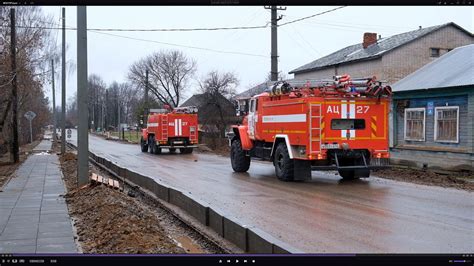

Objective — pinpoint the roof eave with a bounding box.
[290,54,383,75]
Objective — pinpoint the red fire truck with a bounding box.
[230,75,392,181]
[140,106,198,154]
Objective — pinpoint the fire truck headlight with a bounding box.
[341,142,350,151]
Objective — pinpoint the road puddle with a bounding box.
[175,235,204,253]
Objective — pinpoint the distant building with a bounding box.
[180,92,237,135]
[289,22,473,85]
[390,44,474,172]
[234,82,273,115]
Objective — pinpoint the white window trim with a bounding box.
[404,107,425,142]
[434,106,459,143]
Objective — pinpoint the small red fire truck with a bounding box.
[140,106,198,154]
[230,75,392,181]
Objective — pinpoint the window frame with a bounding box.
[434,106,459,143]
[430,48,440,57]
[249,99,255,112]
[404,107,426,142]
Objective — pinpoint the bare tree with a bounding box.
[0,7,59,152]
[265,71,287,82]
[128,50,196,108]
[87,74,106,130]
[197,70,239,137]
[198,70,238,99]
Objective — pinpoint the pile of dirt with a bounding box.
[65,184,184,253]
[60,152,184,253]
[57,146,228,254]
[373,167,474,191]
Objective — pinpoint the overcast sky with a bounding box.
[41,6,473,106]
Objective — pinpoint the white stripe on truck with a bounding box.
[349,100,355,138]
[174,119,178,136]
[341,100,347,138]
[262,114,306,123]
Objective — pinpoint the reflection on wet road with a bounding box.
[68,131,473,253]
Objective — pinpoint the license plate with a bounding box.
[173,141,183,144]
[321,143,340,149]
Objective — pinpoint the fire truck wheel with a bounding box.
[140,137,148,152]
[149,136,156,154]
[274,143,294,181]
[180,148,193,154]
[149,136,160,154]
[169,148,176,153]
[338,170,357,180]
[231,140,250,172]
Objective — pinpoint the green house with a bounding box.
[390,44,474,172]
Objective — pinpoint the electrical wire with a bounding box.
[288,23,323,57]
[89,30,269,59]
[278,6,347,27]
[12,24,269,32]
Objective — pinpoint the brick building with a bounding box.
[289,22,473,85]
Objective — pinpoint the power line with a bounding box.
[10,6,345,33]
[12,24,269,32]
[89,30,269,59]
[288,23,323,57]
[279,6,347,27]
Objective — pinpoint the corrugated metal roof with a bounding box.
[392,44,474,92]
[289,22,472,74]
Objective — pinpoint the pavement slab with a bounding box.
[0,144,78,254]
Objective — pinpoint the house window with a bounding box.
[430,48,440,57]
[435,106,459,143]
[404,108,425,141]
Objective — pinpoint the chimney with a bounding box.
[363,32,377,49]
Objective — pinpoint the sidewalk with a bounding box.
[0,140,78,253]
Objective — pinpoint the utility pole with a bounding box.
[77,6,88,187]
[102,98,105,131]
[144,69,149,125]
[61,7,66,154]
[105,90,108,130]
[264,6,286,81]
[51,59,57,142]
[117,92,120,138]
[10,8,19,163]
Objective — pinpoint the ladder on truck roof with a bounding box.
[309,104,322,156]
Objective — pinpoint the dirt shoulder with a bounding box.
[0,140,41,189]
[57,143,226,254]
[372,167,474,191]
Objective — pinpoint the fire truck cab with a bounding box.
[230,75,392,181]
[141,106,198,154]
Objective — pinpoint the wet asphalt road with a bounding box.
[67,131,473,253]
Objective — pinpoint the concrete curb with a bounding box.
[66,141,303,254]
